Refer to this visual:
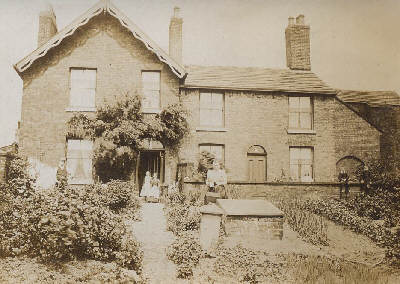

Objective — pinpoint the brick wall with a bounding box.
[179,91,380,183]
[333,100,381,164]
[19,14,180,185]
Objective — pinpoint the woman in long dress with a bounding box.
[149,172,160,199]
[140,171,151,198]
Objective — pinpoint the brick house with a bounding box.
[14,1,384,189]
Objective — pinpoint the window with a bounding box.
[67,139,93,184]
[199,144,224,163]
[289,96,313,130]
[69,68,96,109]
[290,147,313,182]
[200,92,224,127]
[142,71,160,112]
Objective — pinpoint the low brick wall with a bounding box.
[224,216,283,241]
[183,181,361,199]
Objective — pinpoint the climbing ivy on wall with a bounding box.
[66,94,189,182]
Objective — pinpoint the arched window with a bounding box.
[247,145,267,182]
[336,156,364,181]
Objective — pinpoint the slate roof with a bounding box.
[183,65,337,94]
[337,90,400,107]
[14,0,186,78]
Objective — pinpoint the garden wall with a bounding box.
[183,181,361,199]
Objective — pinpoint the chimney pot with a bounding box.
[288,17,294,26]
[296,14,305,25]
[174,7,180,18]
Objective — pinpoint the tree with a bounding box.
[67,94,189,182]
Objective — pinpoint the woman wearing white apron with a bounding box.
[140,171,151,199]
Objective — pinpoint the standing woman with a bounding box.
[140,171,152,200]
[215,161,227,198]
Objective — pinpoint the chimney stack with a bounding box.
[285,14,311,70]
[38,4,58,47]
[169,7,183,65]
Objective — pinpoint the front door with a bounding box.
[248,155,266,182]
[138,151,164,194]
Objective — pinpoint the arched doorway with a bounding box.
[247,145,267,182]
[336,156,364,181]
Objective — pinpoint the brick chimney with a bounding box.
[285,15,311,70]
[169,7,183,64]
[38,4,58,47]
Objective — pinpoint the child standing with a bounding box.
[150,173,160,200]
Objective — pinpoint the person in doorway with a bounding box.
[338,168,349,199]
[150,172,160,201]
[140,171,151,200]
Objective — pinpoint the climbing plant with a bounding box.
[66,94,189,182]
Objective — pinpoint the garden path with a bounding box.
[131,202,180,284]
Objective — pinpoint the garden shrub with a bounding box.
[5,154,36,197]
[304,197,400,264]
[166,203,200,234]
[166,231,202,279]
[0,183,143,273]
[213,245,282,283]
[274,197,328,246]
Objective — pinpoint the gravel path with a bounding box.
[131,202,179,284]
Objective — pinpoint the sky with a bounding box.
[0,0,399,147]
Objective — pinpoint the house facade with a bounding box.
[15,1,382,188]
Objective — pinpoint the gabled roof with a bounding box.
[337,90,400,107]
[183,65,337,94]
[14,0,186,78]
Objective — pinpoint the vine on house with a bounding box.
[66,94,189,182]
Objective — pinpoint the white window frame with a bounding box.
[289,147,314,182]
[66,139,93,185]
[288,96,313,130]
[199,144,225,164]
[142,71,161,113]
[68,68,97,111]
[199,91,224,127]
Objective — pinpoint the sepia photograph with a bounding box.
[0,0,399,283]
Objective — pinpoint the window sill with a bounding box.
[66,107,96,112]
[142,108,161,114]
[287,129,316,134]
[196,127,227,132]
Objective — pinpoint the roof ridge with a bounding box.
[14,0,186,78]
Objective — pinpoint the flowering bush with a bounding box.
[167,231,202,279]
[5,154,36,197]
[0,183,143,272]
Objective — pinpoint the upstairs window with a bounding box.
[200,92,224,127]
[199,144,225,164]
[142,71,161,112]
[289,96,313,130]
[69,68,96,109]
[290,147,313,182]
[67,139,93,184]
